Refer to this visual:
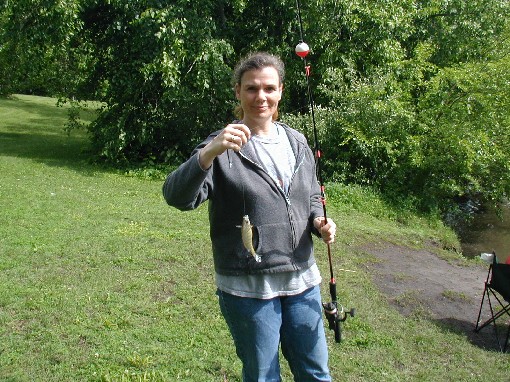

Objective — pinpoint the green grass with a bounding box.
[1,94,509,381]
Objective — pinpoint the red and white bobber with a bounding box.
[295,42,310,58]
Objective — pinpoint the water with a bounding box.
[458,200,510,263]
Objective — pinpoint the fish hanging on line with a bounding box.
[241,215,261,262]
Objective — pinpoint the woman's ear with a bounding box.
[277,84,284,101]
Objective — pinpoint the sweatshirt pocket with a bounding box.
[255,222,294,257]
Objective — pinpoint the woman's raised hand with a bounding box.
[199,123,251,170]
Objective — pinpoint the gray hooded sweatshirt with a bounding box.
[163,122,324,276]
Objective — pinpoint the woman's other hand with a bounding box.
[314,217,336,244]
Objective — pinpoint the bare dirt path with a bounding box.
[361,242,505,351]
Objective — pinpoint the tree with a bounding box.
[1,0,509,211]
[291,0,510,209]
[0,0,85,96]
[79,0,237,163]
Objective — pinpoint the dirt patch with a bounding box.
[361,242,507,351]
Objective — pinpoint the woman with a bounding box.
[163,52,335,381]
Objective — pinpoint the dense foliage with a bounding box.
[1,0,509,210]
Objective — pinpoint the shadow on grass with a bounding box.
[433,317,508,353]
[0,95,102,175]
[0,130,87,163]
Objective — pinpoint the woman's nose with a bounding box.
[256,89,267,100]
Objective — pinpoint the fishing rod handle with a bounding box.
[329,279,337,302]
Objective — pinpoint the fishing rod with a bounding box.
[294,0,355,343]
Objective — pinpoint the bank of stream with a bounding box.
[457,200,510,263]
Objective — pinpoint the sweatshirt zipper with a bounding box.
[239,151,289,201]
[286,155,305,249]
[240,146,306,251]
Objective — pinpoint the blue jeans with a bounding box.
[217,285,331,382]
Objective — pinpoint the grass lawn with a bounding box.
[0,94,508,381]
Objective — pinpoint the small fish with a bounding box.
[241,215,261,262]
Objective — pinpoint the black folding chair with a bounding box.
[474,252,510,352]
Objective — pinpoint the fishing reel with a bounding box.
[322,280,355,343]
[322,301,356,343]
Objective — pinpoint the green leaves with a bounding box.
[416,56,510,203]
[1,0,509,209]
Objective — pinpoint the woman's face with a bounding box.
[235,66,283,123]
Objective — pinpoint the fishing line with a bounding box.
[227,149,232,168]
[243,181,247,216]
